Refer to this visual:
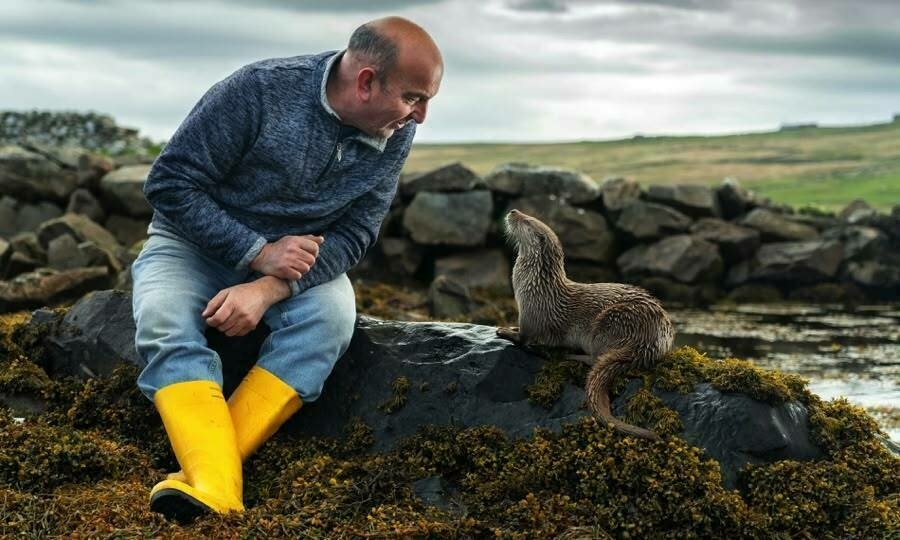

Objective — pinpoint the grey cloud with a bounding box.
[693,28,900,66]
[505,0,569,13]
[63,0,446,11]
[0,19,296,63]
[503,0,733,14]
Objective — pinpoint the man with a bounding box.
[131,16,442,522]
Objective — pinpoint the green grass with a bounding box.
[405,120,900,212]
[752,170,900,211]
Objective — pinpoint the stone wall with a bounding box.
[1,138,899,314]
[1,111,158,156]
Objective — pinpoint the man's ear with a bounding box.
[356,67,376,102]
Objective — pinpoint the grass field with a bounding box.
[405,120,900,212]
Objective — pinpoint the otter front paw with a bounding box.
[496,326,522,344]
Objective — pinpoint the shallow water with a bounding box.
[669,303,900,442]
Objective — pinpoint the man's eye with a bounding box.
[405,96,419,104]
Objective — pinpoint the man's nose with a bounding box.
[412,101,428,124]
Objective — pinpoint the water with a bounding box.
[669,303,900,442]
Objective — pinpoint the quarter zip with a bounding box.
[313,123,356,184]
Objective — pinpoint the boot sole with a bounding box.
[150,488,211,524]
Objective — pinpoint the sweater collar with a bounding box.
[319,50,388,152]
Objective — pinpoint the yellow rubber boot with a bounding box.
[149,380,245,522]
[167,366,302,483]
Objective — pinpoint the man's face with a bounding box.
[363,62,442,139]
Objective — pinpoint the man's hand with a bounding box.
[251,235,324,280]
[202,277,290,337]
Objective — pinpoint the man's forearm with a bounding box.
[254,275,292,304]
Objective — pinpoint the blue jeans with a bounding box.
[131,234,356,401]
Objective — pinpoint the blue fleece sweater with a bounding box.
[144,51,416,295]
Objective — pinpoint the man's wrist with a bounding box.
[249,242,270,272]
[255,275,291,302]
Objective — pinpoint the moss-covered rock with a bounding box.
[0,308,896,537]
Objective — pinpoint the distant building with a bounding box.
[779,122,818,131]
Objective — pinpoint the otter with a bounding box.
[498,209,675,440]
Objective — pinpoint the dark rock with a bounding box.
[77,152,115,191]
[622,381,822,489]
[0,392,46,418]
[412,475,460,513]
[37,212,121,252]
[739,208,819,242]
[0,266,109,313]
[8,232,45,262]
[78,240,124,274]
[428,275,476,319]
[15,200,64,234]
[644,184,720,218]
[636,276,724,306]
[839,198,876,223]
[65,188,106,224]
[617,234,723,284]
[99,164,153,217]
[43,289,142,378]
[599,176,642,214]
[400,162,483,195]
[0,237,10,276]
[0,145,79,202]
[402,191,493,246]
[0,196,16,237]
[716,177,754,219]
[104,214,149,247]
[822,225,888,261]
[23,143,84,169]
[379,237,423,276]
[507,196,616,263]
[745,240,844,285]
[856,207,900,245]
[4,252,40,279]
[564,262,619,284]
[846,260,900,291]
[434,249,510,290]
[615,201,692,241]
[790,212,840,232]
[47,234,88,270]
[485,163,600,204]
[294,317,583,450]
[690,217,761,265]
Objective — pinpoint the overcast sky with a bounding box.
[2,0,898,143]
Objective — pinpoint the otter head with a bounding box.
[504,209,565,262]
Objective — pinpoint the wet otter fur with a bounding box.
[498,209,675,440]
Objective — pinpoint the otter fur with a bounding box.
[499,209,675,440]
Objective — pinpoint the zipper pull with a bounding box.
[336,142,343,162]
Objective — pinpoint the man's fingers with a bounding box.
[205,300,235,327]
[202,290,228,318]
[297,238,320,258]
[220,318,243,336]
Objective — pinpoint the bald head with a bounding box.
[347,16,442,86]
[328,17,442,138]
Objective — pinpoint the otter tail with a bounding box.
[585,350,660,441]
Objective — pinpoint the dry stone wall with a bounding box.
[1,119,899,313]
